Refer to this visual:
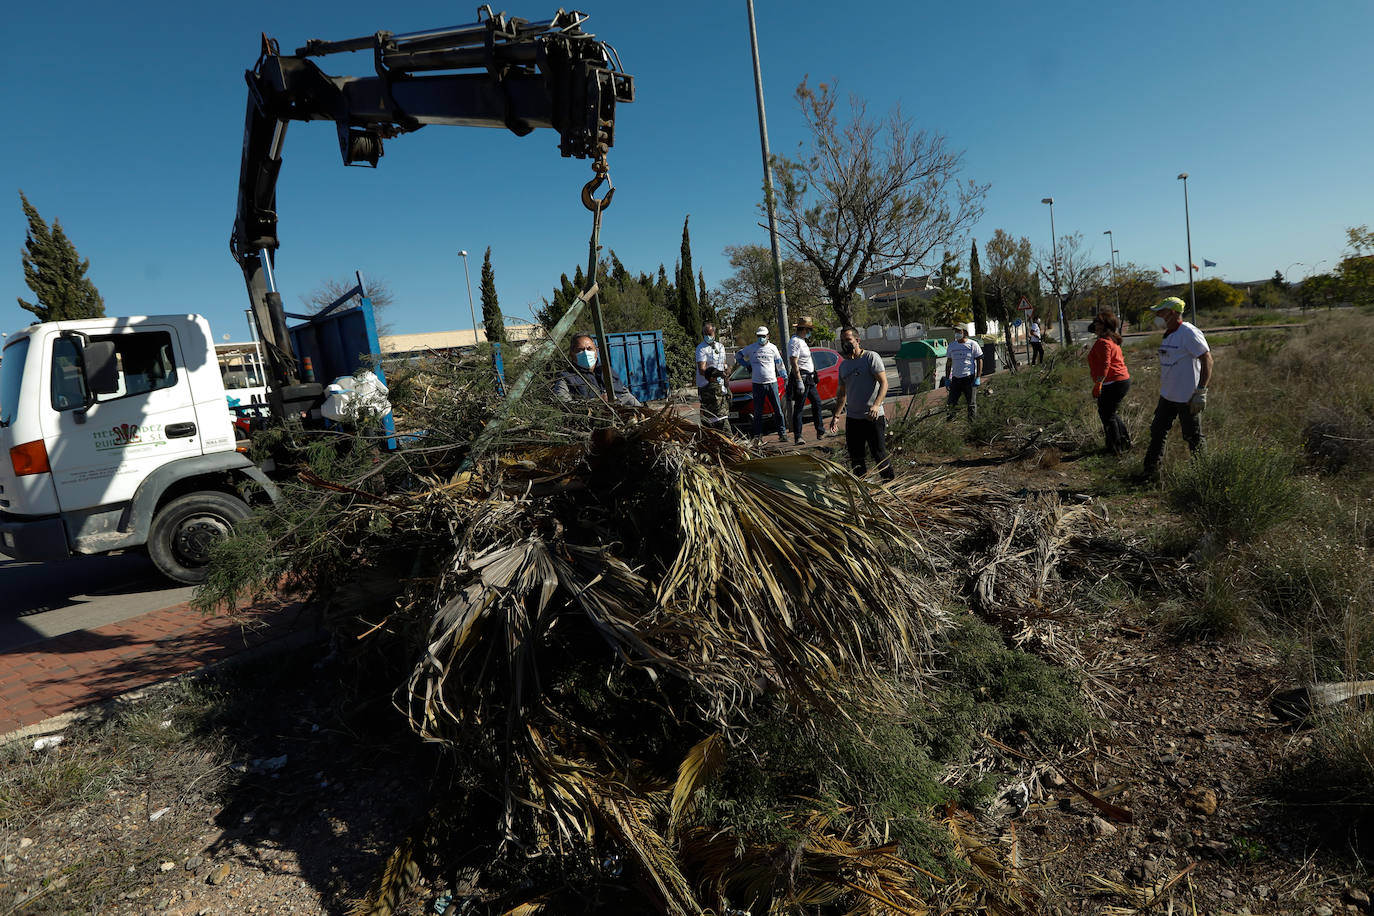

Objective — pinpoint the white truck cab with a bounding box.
[0,315,277,583]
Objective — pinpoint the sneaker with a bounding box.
[777,432,787,442]
[794,436,804,445]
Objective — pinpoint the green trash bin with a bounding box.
[895,338,947,393]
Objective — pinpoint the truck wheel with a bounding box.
[148,492,250,585]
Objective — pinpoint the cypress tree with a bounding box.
[480,247,507,344]
[609,252,632,291]
[969,239,988,334]
[676,216,700,336]
[698,269,712,326]
[17,191,105,321]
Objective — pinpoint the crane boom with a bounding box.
[230,6,633,421]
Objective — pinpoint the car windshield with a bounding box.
[0,336,29,427]
[729,365,750,381]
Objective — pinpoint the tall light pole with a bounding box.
[1041,198,1065,344]
[1103,229,1119,315]
[458,249,480,345]
[745,0,789,344]
[1177,173,1197,324]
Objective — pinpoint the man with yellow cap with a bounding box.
[1142,297,1213,479]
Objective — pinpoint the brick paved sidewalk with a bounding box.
[0,598,311,738]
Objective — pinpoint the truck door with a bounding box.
[42,326,203,514]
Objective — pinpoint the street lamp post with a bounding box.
[1041,198,1066,344]
[1103,229,1119,315]
[1177,173,1197,324]
[458,250,480,346]
[745,0,789,344]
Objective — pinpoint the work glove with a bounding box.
[1189,386,1207,415]
[974,376,982,387]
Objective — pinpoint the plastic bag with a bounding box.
[322,372,392,424]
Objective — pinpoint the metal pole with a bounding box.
[1042,198,1065,345]
[459,250,481,345]
[1103,229,1118,315]
[746,0,789,343]
[245,309,265,387]
[1178,173,1196,324]
[1112,249,1121,326]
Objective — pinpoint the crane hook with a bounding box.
[581,156,614,212]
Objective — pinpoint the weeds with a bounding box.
[696,613,1093,881]
[1167,444,1300,543]
[966,353,1099,449]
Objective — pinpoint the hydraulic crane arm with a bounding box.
[230,6,633,419]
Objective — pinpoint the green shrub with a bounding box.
[696,615,1092,875]
[1167,444,1300,542]
[965,353,1098,448]
[887,408,967,459]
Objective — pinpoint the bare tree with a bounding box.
[982,230,1034,369]
[714,244,825,341]
[302,275,395,336]
[1034,232,1105,344]
[770,79,987,328]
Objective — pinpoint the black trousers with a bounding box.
[845,415,895,481]
[790,371,824,438]
[1096,378,1131,453]
[946,375,977,419]
[1143,397,1203,471]
[1030,341,1045,364]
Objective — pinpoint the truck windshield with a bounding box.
[0,337,29,427]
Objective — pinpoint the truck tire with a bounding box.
[147,491,250,585]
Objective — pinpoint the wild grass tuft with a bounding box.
[1167,443,1300,543]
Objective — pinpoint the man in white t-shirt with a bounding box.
[695,322,728,431]
[787,316,826,444]
[1028,317,1044,365]
[942,326,983,421]
[735,325,789,441]
[1142,297,1213,479]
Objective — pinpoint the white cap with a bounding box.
[755,326,769,336]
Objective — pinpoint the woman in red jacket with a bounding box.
[1088,310,1132,454]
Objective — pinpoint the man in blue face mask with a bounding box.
[553,333,642,407]
[695,322,728,431]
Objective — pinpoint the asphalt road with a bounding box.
[0,553,194,653]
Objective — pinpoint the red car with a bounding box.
[729,347,841,428]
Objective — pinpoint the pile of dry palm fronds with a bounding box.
[199,354,1127,915]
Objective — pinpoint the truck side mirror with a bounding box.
[83,340,120,398]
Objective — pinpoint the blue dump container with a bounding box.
[288,294,396,446]
[604,330,668,403]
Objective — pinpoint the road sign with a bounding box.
[1017,296,1033,313]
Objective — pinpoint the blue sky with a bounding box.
[4,1,1371,341]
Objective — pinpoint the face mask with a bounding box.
[757,335,767,344]
[841,341,856,356]
[1152,316,1167,330]
[575,350,597,370]
[802,331,812,340]
[703,334,714,344]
